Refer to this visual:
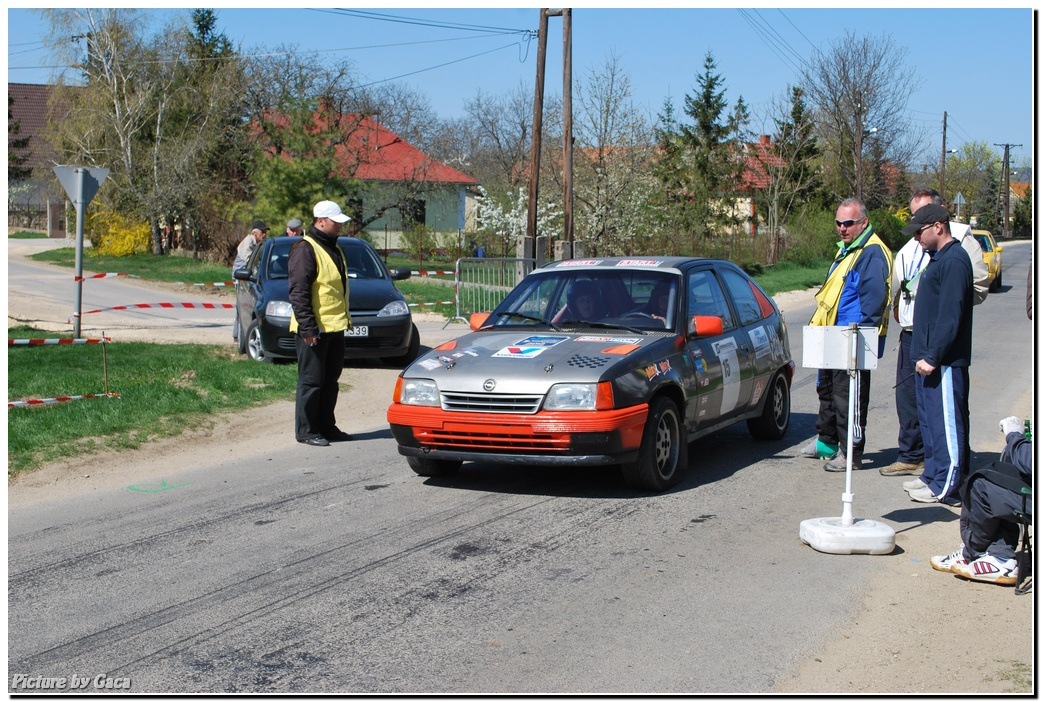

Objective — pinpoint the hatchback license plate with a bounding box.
[345,326,369,337]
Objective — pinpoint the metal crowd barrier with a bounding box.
[445,257,535,327]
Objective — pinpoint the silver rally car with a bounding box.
[387,257,794,491]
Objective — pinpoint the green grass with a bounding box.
[8,325,298,476]
[754,260,831,296]
[9,230,47,239]
[30,247,234,284]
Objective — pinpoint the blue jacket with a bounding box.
[910,239,973,368]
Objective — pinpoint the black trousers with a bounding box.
[894,329,924,463]
[815,367,871,458]
[295,331,345,441]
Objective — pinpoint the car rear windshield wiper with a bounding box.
[496,311,562,332]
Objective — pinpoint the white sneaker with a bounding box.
[952,553,1018,585]
[903,477,927,492]
[930,545,967,573]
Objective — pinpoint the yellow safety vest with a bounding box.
[289,236,351,334]
[810,230,893,336]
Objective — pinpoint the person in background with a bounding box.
[930,416,1032,586]
[881,189,989,478]
[565,280,607,322]
[800,197,893,473]
[288,201,353,447]
[232,220,268,342]
[286,218,303,237]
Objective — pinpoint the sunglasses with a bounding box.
[835,217,865,228]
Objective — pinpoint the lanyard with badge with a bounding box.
[900,247,928,304]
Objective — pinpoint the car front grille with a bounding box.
[414,425,567,452]
[440,391,543,414]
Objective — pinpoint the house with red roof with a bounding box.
[8,83,69,233]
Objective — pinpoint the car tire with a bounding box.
[236,319,247,355]
[746,371,790,440]
[407,455,462,477]
[990,270,1002,291]
[385,323,421,367]
[245,320,271,363]
[622,396,686,491]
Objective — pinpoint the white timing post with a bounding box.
[799,324,895,555]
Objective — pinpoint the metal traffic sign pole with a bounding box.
[53,166,109,338]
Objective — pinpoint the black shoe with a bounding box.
[299,436,330,447]
[325,428,351,442]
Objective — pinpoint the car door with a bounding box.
[683,267,752,430]
[718,266,776,416]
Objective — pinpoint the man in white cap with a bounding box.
[287,200,353,446]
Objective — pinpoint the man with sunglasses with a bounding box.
[883,190,989,480]
[900,204,974,505]
[801,198,893,472]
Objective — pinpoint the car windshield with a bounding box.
[263,239,387,280]
[488,268,681,332]
[973,234,993,252]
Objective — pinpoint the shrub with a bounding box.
[85,207,150,257]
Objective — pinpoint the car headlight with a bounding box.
[377,300,410,317]
[265,300,294,318]
[544,383,598,411]
[399,378,440,406]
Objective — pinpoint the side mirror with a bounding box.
[688,315,724,338]
[390,268,412,281]
[996,246,1003,253]
[470,312,490,330]
[233,268,252,281]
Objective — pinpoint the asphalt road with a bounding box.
[8,240,1034,694]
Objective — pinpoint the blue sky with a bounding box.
[7,6,1036,168]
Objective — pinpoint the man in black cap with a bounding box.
[232,220,268,341]
[902,204,974,505]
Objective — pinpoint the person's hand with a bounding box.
[915,359,935,375]
[999,416,1025,437]
[303,335,318,347]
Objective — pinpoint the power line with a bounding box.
[736,9,802,76]
[317,8,535,37]
[777,9,816,51]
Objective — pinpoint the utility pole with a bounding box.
[993,142,1022,238]
[939,111,947,202]
[526,8,574,264]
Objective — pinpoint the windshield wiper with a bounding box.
[497,311,562,332]
[561,320,646,334]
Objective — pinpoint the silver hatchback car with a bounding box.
[387,257,793,491]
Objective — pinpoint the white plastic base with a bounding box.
[800,516,896,555]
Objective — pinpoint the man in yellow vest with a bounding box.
[288,200,353,446]
[800,197,893,472]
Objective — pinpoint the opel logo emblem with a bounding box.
[483,379,496,392]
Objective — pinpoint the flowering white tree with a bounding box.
[472,185,561,258]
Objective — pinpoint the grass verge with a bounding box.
[8,325,298,477]
[30,247,235,284]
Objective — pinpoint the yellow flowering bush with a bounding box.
[86,208,151,257]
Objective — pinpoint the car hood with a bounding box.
[406,328,670,394]
[260,278,404,315]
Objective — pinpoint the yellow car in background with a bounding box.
[973,230,1003,291]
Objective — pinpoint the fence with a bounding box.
[446,257,535,327]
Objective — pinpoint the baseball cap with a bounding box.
[313,201,351,223]
[902,203,949,236]
[250,220,269,232]
[286,218,303,229]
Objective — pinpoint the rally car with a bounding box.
[386,257,794,491]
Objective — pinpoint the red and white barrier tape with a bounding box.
[75,272,234,286]
[67,302,235,323]
[408,300,455,307]
[9,337,111,345]
[9,392,121,408]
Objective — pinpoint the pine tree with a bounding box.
[8,96,32,181]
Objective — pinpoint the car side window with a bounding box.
[687,270,734,329]
[719,268,763,327]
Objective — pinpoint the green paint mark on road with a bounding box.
[127,480,190,493]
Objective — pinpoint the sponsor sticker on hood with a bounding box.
[575,335,642,344]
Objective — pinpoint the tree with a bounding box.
[1011,185,1032,237]
[472,185,560,258]
[652,52,749,255]
[942,141,1001,221]
[8,96,32,182]
[461,82,534,196]
[800,30,924,208]
[40,8,248,256]
[753,85,823,263]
